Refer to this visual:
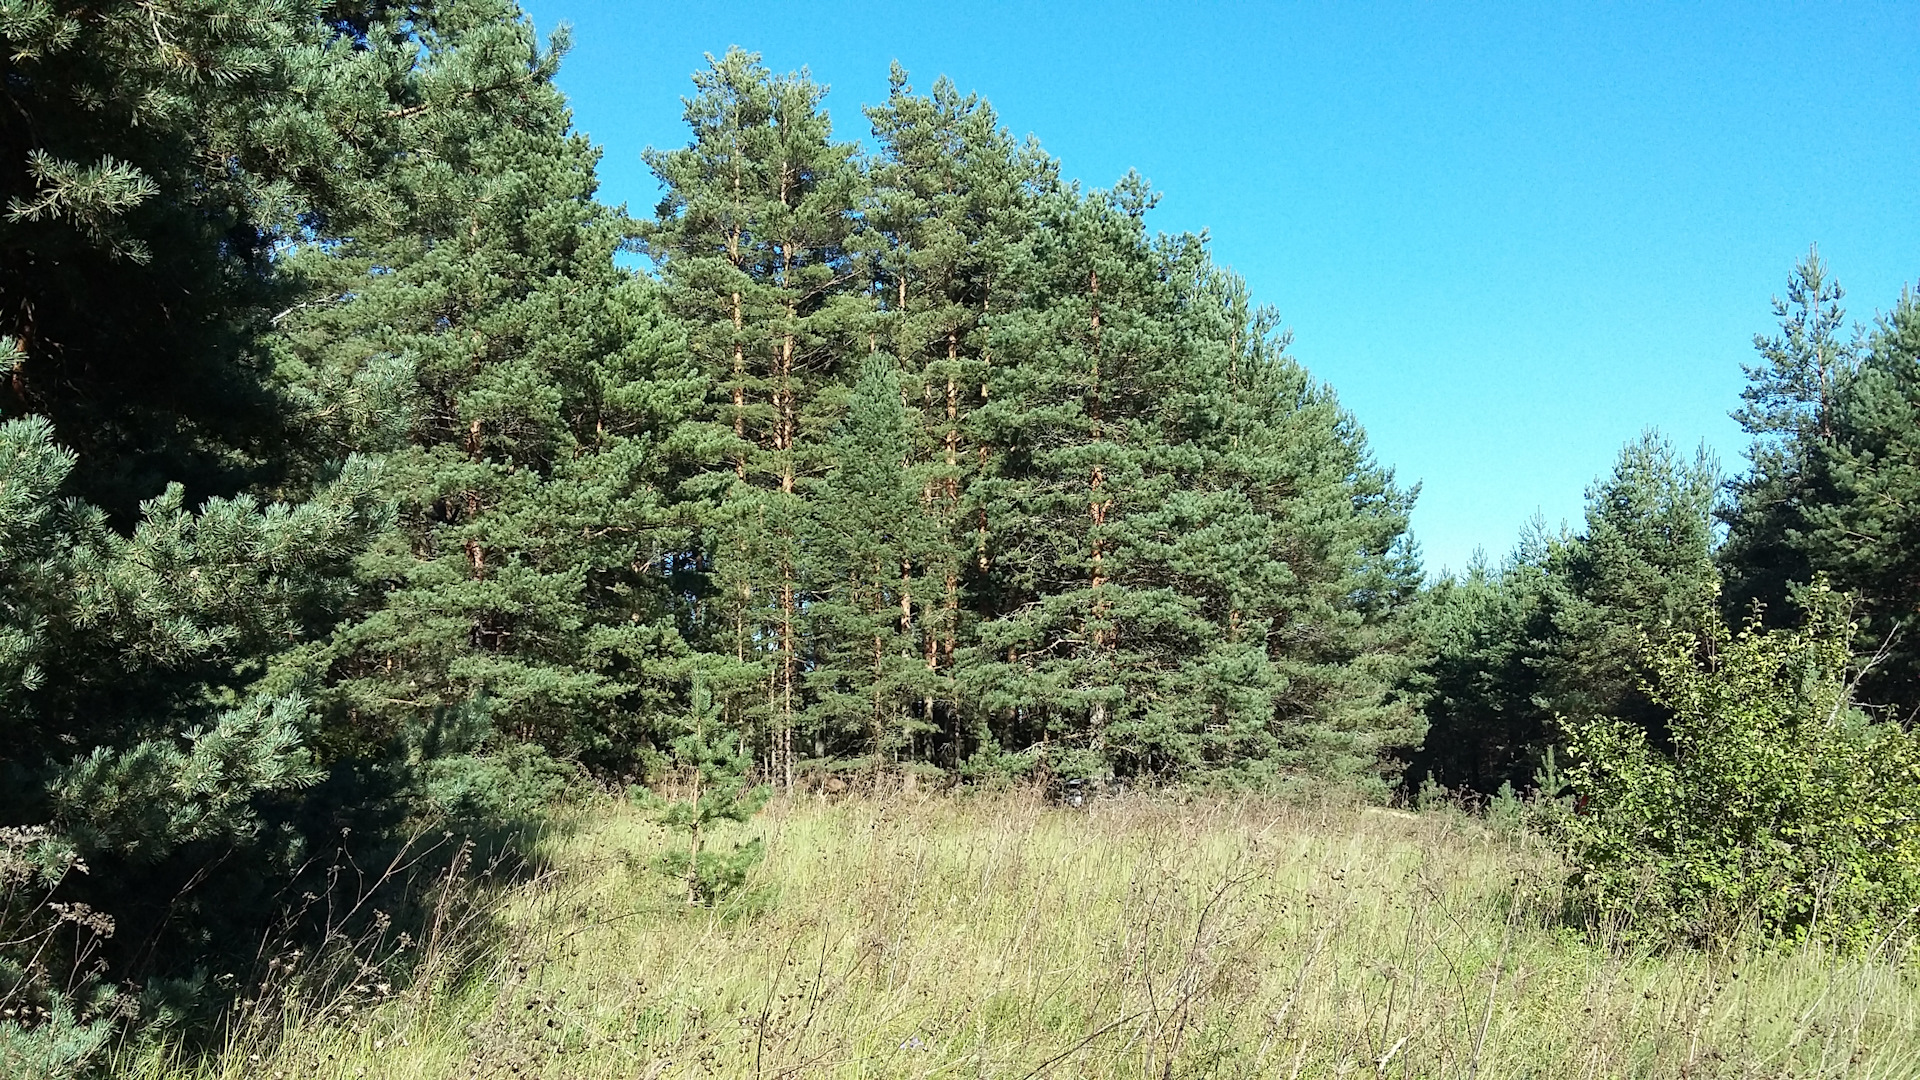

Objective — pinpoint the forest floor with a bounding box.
[125,792,1920,1079]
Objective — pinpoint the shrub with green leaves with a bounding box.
[1564,581,1920,947]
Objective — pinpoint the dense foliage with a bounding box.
[1411,431,1720,793]
[1564,582,1920,946]
[1,4,1428,1066]
[1,0,1915,1068]
[1416,251,1920,946]
[639,51,1422,791]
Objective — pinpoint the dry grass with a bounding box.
[125,792,1920,1079]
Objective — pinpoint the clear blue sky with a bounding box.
[518,0,1920,575]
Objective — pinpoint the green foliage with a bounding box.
[0,1,627,1054]
[0,414,380,1061]
[634,58,1427,792]
[957,181,1421,790]
[1414,432,1719,795]
[1540,431,1722,736]
[1799,289,1920,719]
[1718,249,1856,626]
[421,743,585,828]
[803,354,942,759]
[0,827,117,1080]
[0,0,373,514]
[270,0,694,771]
[0,414,380,844]
[635,682,770,905]
[1718,251,1920,725]
[0,991,117,1080]
[643,47,870,788]
[1564,582,1920,947]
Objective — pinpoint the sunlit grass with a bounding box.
[125,791,1920,1078]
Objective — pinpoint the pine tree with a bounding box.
[1540,431,1722,736]
[0,0,344,514]
[964,177,1187,779]
[269,0,692,771]
[1720,249,1857,622]
[1718,253,1920,723]
[0,0,398,1019]
[1405,545,1560,793]
[864,67,1055,764]
[643,48,869,789]
[803,355,940,761]
[0,417,382,1007]
[1207,285,1425,789]
[1414,434,1720,794]
[1802,290,1920,720]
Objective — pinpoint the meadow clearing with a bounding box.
[124,792,1920,1080]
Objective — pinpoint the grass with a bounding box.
[124,791,1920,1079]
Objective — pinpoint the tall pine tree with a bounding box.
[271,0,692,771]
[644,48,870,789]
[865,67,1055,764]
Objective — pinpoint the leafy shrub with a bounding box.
[0,993,116,1080]
[1564,582,1920,947]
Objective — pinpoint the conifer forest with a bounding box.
[4,3,1919,1076]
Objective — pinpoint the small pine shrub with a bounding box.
[421,743,584,827]
[634,681,770,905]
[1487,780,1527,838]
[1414,772,1451,812]
[1564,582,1920,947]
[0,993,116,1080]
[0,829,120,1080]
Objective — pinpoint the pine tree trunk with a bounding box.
[1088,270,1104,597]
[774,177,798,791]
[685,764,704,904]
[729,163,746,477]
[732,287,746,478]
[1087,270,1108,755]
[463,417,486,579]
[873,627,886,758]
[977,298,993,571]
[945,329,960,495]
[779,566,795,793]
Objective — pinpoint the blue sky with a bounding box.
[518,1,1920,574]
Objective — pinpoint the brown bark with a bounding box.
[780,569,796,792]
[901,559,914,635]
[873,630,886,756]
[732,287,746,478]
[945,330,961,501]
[463,417,485,579]
[977,297,993,569]
[729,154,747,479]
[5,301,30,406]
[1088,271,1108,622]
[1087,271,1109,752]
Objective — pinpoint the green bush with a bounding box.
[421,743,585,828]
[0,992,116,1080]
[1564,582,1920,947]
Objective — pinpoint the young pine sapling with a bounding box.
[639,681,771,905]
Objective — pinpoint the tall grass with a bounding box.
[124,792,1919,1078]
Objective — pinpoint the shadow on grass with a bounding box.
[97,751,583,1071]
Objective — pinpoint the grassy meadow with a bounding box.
[124,793,1919,1079]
